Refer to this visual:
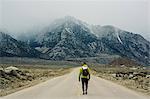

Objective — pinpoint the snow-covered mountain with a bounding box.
[22,16,150,65]
[31,16,99,60]
[92,25,150,65]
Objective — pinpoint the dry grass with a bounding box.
[89,65,150,95]
[0,64,72,96]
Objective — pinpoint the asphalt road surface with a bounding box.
[2,68,149,99]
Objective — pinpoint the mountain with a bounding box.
[91,25,150,65]
[30,16,101,60]
[18,16,150,65]
[0,32,49,59]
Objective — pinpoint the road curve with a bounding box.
[2,68,149,99]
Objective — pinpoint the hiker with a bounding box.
[79,62,90,95]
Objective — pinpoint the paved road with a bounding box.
[2,68,149,99]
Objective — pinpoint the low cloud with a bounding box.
[1,0,149,40]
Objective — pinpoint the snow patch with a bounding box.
[65,28,71,33]
[115,28,123,44]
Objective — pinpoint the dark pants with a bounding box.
[81,78,89,92]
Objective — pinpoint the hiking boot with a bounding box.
[83,92,85,95]
[85,91,87,95]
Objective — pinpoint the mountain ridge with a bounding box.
[24,16,150,65]
[0,32,50,59]
[1,16,150,65]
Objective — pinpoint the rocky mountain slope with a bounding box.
[0,32,49,59]
[2,16,150,65]
[92,25,150,65]
[26,16,150,65]
[31,16,101,60]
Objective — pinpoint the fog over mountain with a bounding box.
[15,16,149,65]
[0,16,150,65]
[149,0,150,37]
[0,0,149,41]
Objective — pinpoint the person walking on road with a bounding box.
[79,62,90,95]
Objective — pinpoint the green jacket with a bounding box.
[79,65,90,80]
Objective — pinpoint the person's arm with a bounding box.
[88,68,90,80]
[79,68,81,82]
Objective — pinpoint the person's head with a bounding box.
[82,62,87,66]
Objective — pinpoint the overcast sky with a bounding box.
[0,0,150,40]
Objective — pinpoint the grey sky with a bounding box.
[148,1,150,39]
[0,0,150,40]
[0,0,2,29]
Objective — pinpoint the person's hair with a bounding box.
[82,62,86,66]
